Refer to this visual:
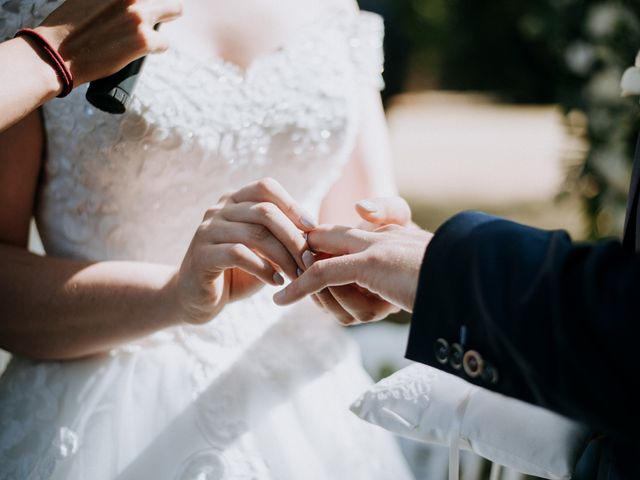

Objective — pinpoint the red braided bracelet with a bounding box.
[15,28,74,98]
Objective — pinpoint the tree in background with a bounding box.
[548,1,640,238]
[368,0,640,238]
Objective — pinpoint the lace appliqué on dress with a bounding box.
[0,4,410,480]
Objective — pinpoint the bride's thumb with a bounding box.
[355,197,412,226]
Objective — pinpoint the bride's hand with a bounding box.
[171,178,314,325]
[303,197,413,325]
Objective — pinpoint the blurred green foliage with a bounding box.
[369,0,640,238]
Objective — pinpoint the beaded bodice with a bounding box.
[1,1,384,264]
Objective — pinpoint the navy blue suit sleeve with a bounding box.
[406,211,640,441]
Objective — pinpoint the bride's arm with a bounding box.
[319,89,397,225]
[0,0,183,133]
[0,118,308,361]
[0,115,184,360]
[0,245,181,360]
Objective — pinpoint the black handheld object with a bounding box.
[86,24,160,114]
[85,57,146,114]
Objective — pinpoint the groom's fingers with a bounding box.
[315,288,358,325]
[230,178,317,232]
[355,197,412,226]
[327,285,391,324]
[273,256,362,305]
[306,225,370,255]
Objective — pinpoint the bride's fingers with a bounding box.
[202,244,284,287]
[274,256,361,305]
[222,202,307,269]
[203,220,299,279]
[355,197,412,226]
[230,178,317,232]
[306,225,370,255]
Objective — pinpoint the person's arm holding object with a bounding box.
[0,0,183,132]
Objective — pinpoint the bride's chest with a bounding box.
[41,16,361,210]
[164,0,330,69]
[42,3,363,170]
[130,29,359,160]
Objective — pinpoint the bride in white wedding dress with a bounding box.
[0,0,414,478]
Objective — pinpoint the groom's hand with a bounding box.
[302,197,414,325]
[274,224,433,315]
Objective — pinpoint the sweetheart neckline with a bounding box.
[165,10,375,81]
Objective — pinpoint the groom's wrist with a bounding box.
[406,212,501,361]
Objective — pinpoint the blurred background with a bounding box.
[2,0,638,478]
[348,0,640,478]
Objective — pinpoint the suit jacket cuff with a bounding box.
[405,211,503,383]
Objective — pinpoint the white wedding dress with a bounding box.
[0,3,413,479]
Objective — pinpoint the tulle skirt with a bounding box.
[0,293,413,480]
